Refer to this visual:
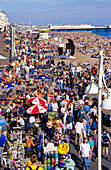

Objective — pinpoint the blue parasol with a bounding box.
[29,70,41,76]
[1,82,18,90]
[36,75,49,80]
[0,133,6,146]
[56,55,69,59]
[45,55,55,59]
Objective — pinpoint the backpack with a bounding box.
[102,133,110,145]
[28,166,39,170]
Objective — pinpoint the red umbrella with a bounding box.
[27,105,48,114]
[10,61,20,66]
[28,97,46,105]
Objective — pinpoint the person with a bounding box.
[60,104,66,119]
[0,116,8,137]
[26,154,43,170]
[77,105,86,119]
[73,97,79,123]
[53,116,63,134]
[82,116,87,142]
[17,114,25,126]
[85,111,91,136]
[52,100,58,112]
[26,136,35,153]
[75,118,83,146]
[93,132,103,161]
[46,118,53,139]
[2,117,8,137]
[65,112,75,137]
[90,112,98,135]
[48,101,52,111]
[83,102,90,112]
[12,130,20,145]
[79,137,92,170]
[102,129,111,159]
[29,115,35,128]
[87,136,94,168]
[87,136,94,152]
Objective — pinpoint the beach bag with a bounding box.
[28,166,39,170]
[103,133,110,145]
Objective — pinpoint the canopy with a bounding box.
[1,82,18,90]
[45,55,55,59]
[10,61,20,66]
[29,70,41,76]
[27,105,48,114]
[36,75,49,80]
[28,97,46,105]
[56,55,69,59]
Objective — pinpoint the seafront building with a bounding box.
[0,10,9,28]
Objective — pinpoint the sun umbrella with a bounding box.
[28,97,46,105]
[10,61,20,66]
[45,55,55,59]
[36,75,49,80]
[27,105,48,114]
[29,70,41,76]
[56,55,69,59]
[1,82,18,90]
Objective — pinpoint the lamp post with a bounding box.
[85,78,98,98]
[98,50,103,170]
[85,50,111,169]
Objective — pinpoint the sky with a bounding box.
[0,0,111,26]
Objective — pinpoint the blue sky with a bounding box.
[0,0,111,25]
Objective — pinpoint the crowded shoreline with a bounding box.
[0,26,111,170]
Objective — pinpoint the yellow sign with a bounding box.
[58,143,69,155]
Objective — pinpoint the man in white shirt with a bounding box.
[52,100,58,112]
[29,115,35,128]
[18,115,25,126]
[79,98,84,106]
[79,137,92,170]
[89,105,97,116]
[75,118,83,146]
[61,104,66,117]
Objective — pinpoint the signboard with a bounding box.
[48,111,58,122]
[44,146,58,152]
[47,94,54,103]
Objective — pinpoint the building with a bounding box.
[0,10,9,28]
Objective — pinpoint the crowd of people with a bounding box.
[0,27,111,170]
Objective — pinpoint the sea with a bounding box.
[56,28,111,39]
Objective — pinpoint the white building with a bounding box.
[0,10,9,28]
